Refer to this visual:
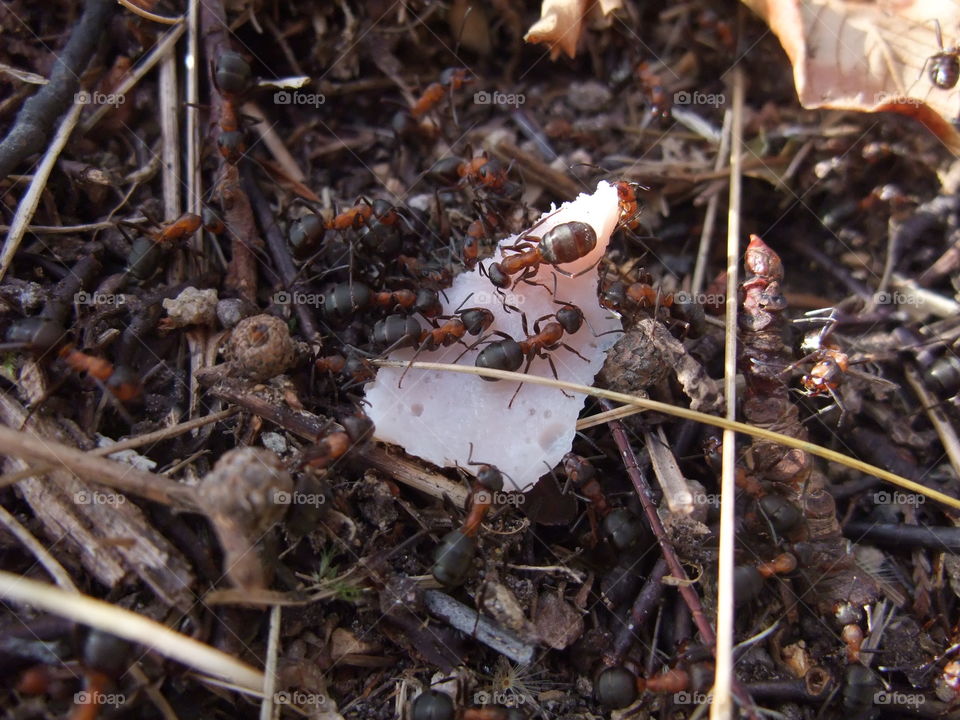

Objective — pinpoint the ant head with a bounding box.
[475,465,504,492]
[460,307,494,335]
[340,413,374,444]
[555,304,584,334]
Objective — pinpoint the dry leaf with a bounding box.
[743,0,960,148]
[525,0,623,60]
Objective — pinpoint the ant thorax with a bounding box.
[365,181,624,491]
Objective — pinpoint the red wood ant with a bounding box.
[324,282,442,321]
[58,345,142,402]
[924,20,960,90]
[430,151,512,194]
[483,220,598,290]
[462,206,504,268]
[125,212,202,281]
[396,301,495,387]
[432,451,506,586]
[410,67,472,118]
[300,413,373,469]
[563,453,650,549]
[474,305,589,407]
[315,353,377,387]
[636,62,672,121]
[781,308,898,413]
[596,665,691,709]
[214,51,252,164]
[614,181,646,230]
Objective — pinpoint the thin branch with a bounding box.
[604,412,758,719]
[0,0,114,178]
[0,101,84,281]
[0,571,264,692]
[713,64,746,720]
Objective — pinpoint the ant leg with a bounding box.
[494,287,521,314]
[397,344,428,389]
[507,354,535,409]
[559,342,590,362]
[452,292,476,314]
[554,255,603,280]
[544,352,574,398]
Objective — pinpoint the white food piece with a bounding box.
[366,181,623,491]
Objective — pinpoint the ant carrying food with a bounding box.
[473,304,589,407]
[432,448,506,587]
[482,218,598,291]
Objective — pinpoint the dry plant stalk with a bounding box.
[738,235,879,611]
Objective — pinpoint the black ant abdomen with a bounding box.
[602,508,650,551]
[758,494,802,534]
[595,665,638,709]
[325,282,372,319]
[215,51,251,96]
[475,337,524,379]
[432,528,477,586]
[411,690,455,720]
[372,314,422,350]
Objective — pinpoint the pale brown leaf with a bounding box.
[743,0,960,148]
[524,0,624,60]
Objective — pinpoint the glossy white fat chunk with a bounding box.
[366,181,622,491]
